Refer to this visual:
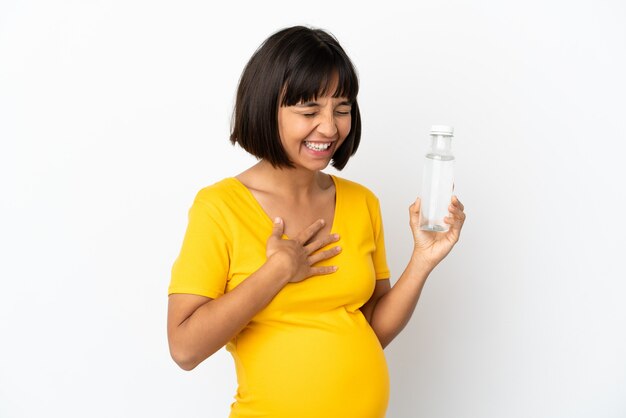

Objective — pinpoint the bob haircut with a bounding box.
[230,26,361,170]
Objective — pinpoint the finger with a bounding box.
[451,195,464,212]
[270,217,284,238]
[444,214,464,225]
[410,197,421,213]
[442,220,461,244]
[409,197,422,225]
[447,216,463,242]
[295,218,326,245]
[444,209,465,241]
[444,210,465,225]
[409,197,422,221]
[309,265,338,276]
[447,202,466,222]
[304,233,340,254]
[308,246,342,265]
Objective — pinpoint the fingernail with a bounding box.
[274,217,281,224]
[336,246,342,252]
[333,233,340,239]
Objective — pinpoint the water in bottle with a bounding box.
[420,125,455,232]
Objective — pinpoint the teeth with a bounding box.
[305,141,331,151]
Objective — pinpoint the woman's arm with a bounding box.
[364,195,466,348]
[167,218,341,370]
[168,256,291,370]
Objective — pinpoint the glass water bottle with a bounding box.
[420,125,455,232]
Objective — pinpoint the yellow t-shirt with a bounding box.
[169,175,391,418]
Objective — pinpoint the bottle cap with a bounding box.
[430,125,454,136]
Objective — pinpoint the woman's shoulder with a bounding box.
[332,174,380,203]
[192,177,244,208]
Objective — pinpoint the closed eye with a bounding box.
[335,101,352,115]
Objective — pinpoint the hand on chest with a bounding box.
[228,212,378,314]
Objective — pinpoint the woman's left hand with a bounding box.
[409,195,466,270]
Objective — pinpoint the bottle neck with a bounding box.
[428,134,454,157]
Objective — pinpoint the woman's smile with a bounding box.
[278,94,352,170]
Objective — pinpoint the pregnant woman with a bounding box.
[167,25,466,418]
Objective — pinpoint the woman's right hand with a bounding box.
[266,217,341,283]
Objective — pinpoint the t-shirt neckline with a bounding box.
[228,174,340,240]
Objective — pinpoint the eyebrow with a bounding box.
[296,100,352,107]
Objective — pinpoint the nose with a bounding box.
[316,109,338,138]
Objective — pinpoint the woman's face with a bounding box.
[277,94,352,172]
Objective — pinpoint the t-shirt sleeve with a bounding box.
[168,194,230,299]
[370,196,391,280]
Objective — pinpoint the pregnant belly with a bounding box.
[228,311,389,418]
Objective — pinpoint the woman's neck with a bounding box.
[238,160,333,199]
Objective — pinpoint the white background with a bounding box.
[1,1,625,417]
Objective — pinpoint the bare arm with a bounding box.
[168,257,293,370]
[363,195,466,349]
[363,262,431,348]
[167,217,341,370]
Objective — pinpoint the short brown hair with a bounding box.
[229,26,361,170]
